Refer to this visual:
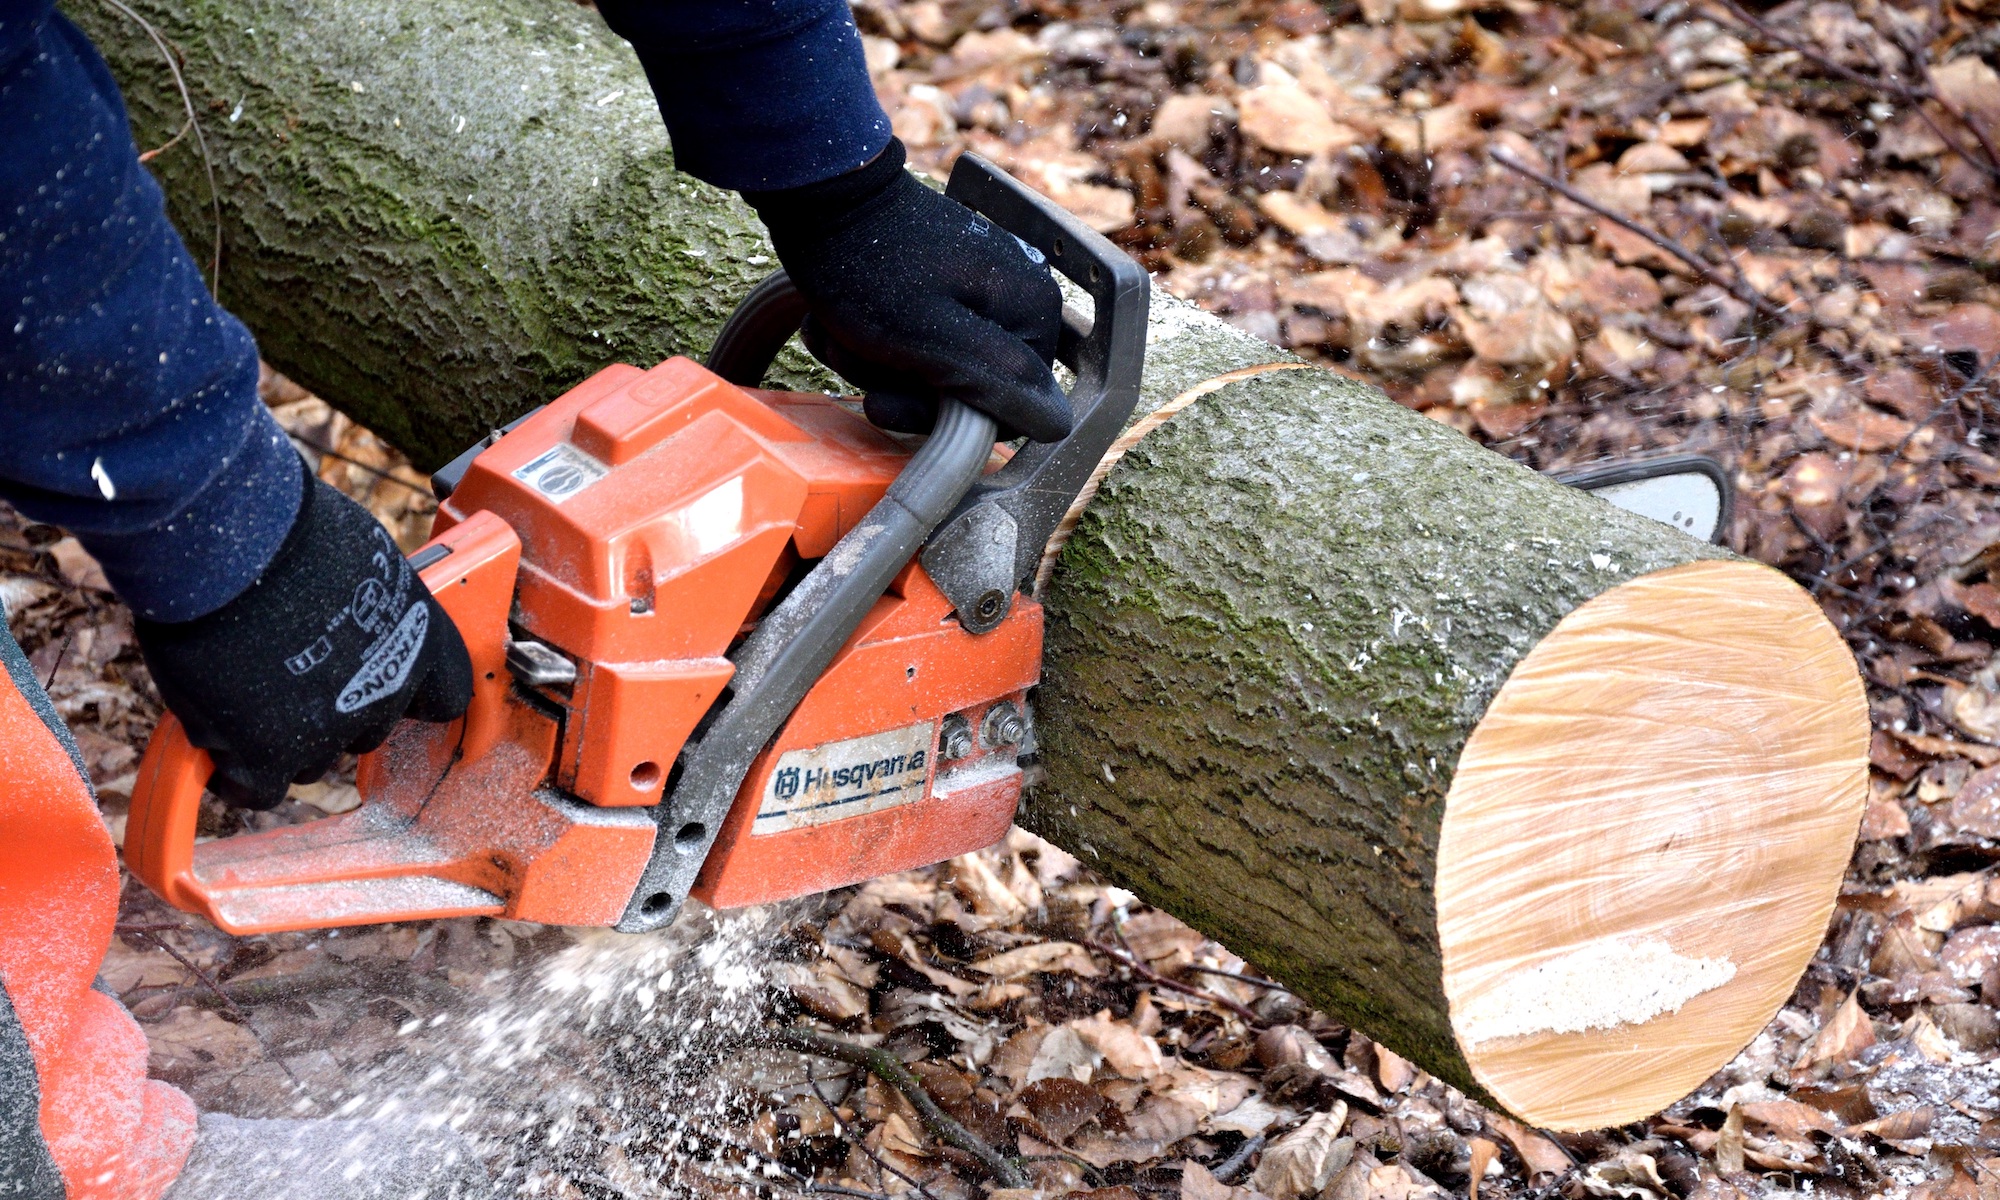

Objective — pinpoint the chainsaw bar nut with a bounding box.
[939,713,975,761]
[981,701,1026,749]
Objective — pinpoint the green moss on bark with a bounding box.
[67,0,823,470]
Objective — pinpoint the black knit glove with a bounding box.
[744,139,1071,442]
[135,476,473,809]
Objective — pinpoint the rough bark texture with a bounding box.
[1023,316,1731,1092]
[78,0,1750,1103]
[66,0,825,471]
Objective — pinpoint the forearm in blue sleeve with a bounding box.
[0,4,303,622]
[594,0,893,192]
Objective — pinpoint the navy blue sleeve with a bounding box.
[595,0,893,192]
[0,3,303,623]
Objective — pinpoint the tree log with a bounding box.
[72,0,1869,1129]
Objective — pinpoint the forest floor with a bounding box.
[4,0,1999,1194]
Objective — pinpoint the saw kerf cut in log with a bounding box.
[76,0,1870,1129]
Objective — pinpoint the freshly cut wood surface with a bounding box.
[1436,559,1868,1129]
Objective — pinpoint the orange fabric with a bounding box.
[0,678,196,1197]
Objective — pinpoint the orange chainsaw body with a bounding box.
[126,357,1041,934]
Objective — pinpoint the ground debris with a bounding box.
[4,0,1999,1189]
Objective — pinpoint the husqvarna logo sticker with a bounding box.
[754,721,936,835]
[336,601,427,713]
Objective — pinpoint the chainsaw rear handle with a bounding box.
[706,153,1151,632]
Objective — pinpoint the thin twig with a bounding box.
[127,929,304,1087]
[42,633,71,690]
[130,931,250,1024]
[1489,148,1797,327]
[289,437,435,496]
[1212,1133,1267,1184]
[803,1186,896,1200]
[777,1027,1030,1189]
[1703,0,2000,179]
[808,1056,940,1200]
[1182,963,1291,992]
[137,118,193,164]
[1081,939,1262,1024]
[98,0,224,293]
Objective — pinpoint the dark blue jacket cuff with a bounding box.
[597,0,892,192]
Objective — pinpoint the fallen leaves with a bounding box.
[1249,1104,1352,1200]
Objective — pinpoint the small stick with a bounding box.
[805,1186,897,1200]
[804,1059,941,1200]
[1703,0,2000,179]
[96,0,225,293]
[1081,939,1262,1024]
[1488,149,1796,327]
[776,1027,1031,1189]
[1212,1133,1267,1184]
[1183,964,1292,992]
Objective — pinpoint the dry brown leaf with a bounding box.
[1455,274,1576,376]
[1739,1099,1837,1140]
[1322,1151,1382,1200]
[1890,729,2000,767]
[1249,1106,1352,1200]
[1182,1161,1274,1200]
[1715,1102,1746,1175]
[1930,57,2000,135]
[1485,1114,1570,1179]
[97,942,188,992]
[1372,1045,1417,1094]
[1859,791,1911,840]
[1567,163,1650,219]
[1579,1151,1670,1200]
[1050,182,1136,234]
[949,850,1029,923]
[769,961,871,1022]
[1946,682,2000,743]
[1468,1138,1500,1200]
[146,1006,264,1080]
[1796,990,1876,1071]
[1119,909,1206,968]
[1810,404,1914,453]
[1616,141,1691,175]
[1014,1076,1107,1143]
[1153,1065,1255,1123]
[879,1109,929,1158]
[1067,1010,1166,1078]
[1258,191,1341,238]
[992,1023,1053,1085]
[973,941,1101,980]
[1941,926,2000,984]
[1237,84,1360,157]
[1848,1106,1936,1140]
[1903,1010,1956,1063]
[1255,1025,1337,1073]
[1025,1024,1103,1084]
[1210,1094,1297,1136]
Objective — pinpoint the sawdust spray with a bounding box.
[316,902,806,1196]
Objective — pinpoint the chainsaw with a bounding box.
[123,155,1735,939]
[124,154,1149,936]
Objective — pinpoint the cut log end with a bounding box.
[1435,559,1869,1130]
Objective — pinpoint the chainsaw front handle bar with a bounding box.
[707,153,1151,633]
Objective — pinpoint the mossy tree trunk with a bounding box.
[73,0,1868,1128]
